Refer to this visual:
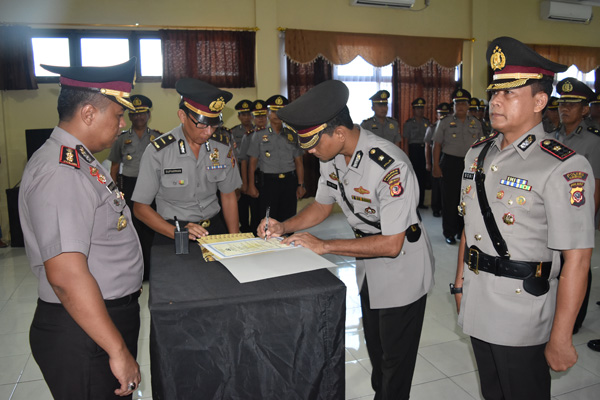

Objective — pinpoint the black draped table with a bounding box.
[149,241,346,400]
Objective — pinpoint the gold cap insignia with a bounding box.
[275,96,283,105]
[256,103,263,109]
[457,90,463,97]
[133,98,142,106]
[490,46,506,71]
[381,92,388,99]
[242,102,249,108]
[561,81,573,93]
[418,99,423,104]
[209,97,226,112]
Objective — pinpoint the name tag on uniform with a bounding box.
[164,168,183,174]
[463,172,474,180]
[327,181,338,190]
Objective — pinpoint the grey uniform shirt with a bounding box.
[361,116,401,145]
[315,127,435,309]
[246,126,303,173]
[433,115,483,157]
[554,121,600,179]
[19,127,143,303]
[107,127,159,177]
[424,121,439,144]
[132,125,242,222]
[237,130,255,162]
[458,124,595,346]
[230,124,254,160]
[403,117,431,145]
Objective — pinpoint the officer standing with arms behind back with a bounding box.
[133,78,241,240]
[361,90,402,147]
[425,102,451,218]
[260,80,434,400]
[432,88,483,244]
[108,94,159,279]
[403,97,430,209]
[453,37,594,400]
[19,59,143,398]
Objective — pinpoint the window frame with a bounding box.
[30,28,162,84]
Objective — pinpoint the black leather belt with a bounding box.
[263,171,296,179]
[105,289,142,307]
[465,246,552,296]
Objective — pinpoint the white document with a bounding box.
[201,237,291,259]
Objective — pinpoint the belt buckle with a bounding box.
[201,220,211,228]
[468,248,479,275]
[278,173,285,179]
[535,262,542,278]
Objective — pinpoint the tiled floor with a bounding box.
[1,204,599,399]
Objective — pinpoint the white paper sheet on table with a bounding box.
[200,238,335,283]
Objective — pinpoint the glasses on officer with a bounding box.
[185,112,223,129]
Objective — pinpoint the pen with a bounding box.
[264,207,270,241]
[174,216,180,232]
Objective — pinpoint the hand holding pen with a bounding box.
[264,207,270,241]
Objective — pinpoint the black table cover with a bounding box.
[149,242,346,400]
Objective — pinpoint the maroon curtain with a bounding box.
[286,56,333,101]
[393,60,456,131]
[0,26,38,90]
[160,29,255,88]
[286,56,333,198]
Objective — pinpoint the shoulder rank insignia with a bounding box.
[471,131,500,148]
[178,139,186,154]
[59,146,80,168]
[369,148,394,169]
[210,128,231,146]
[76,145,95,164]
[540,139,575,161]
[152,134,176,151]
[351,151,363,169]
[587,126,600,136]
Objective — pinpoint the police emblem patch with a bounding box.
[569,182,585,207]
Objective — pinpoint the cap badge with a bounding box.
[256,103,263,110]
[457,90,463,97]
[418,99,423,104]
[381,92,388,99]
[490,46,506,70]
[209,97,226,112]
[133,98,142,106]
[561,81,573,93]
[275,96,283,105]
[242,102,249,108]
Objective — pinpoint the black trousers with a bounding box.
[440,153,465,238]
[122,175,155,280]
[431,176,442,213]
[409,143,427,207]
[258,172,298,223]
[30,297,140,400]
[360,279,427,400]
[471,337,550,400]
[238,193,260,234]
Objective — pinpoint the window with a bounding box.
[30,30,163,81]
[553,65,596,96]
[334,56,393,123]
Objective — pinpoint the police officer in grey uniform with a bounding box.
[259,80,434,400]
[247,95,306,223]
[403,97,431,209]
[543,96,561,133]
[108,94,159,279]
[425,102,451,217]
[468,97,480,119]
[432,88,483,244]
[19,59,143,399]
[361,90,402,147]
[453,37,594,400]
[132,78,242,240]
[554,78,600,334]
[587,91,600,130]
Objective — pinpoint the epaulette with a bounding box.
[540,139,575,161]
[471,131,500,148]
[210,128,231,146]
[152,134,176,151]
[368,147,394,169]
[587,126,600,137]
[59,146,80,168]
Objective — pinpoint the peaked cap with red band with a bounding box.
[277,80,349,150]
[486,36,567,91]
[41,58,137,110]
[176,78,233,126]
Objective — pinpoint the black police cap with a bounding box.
[130,94,152,114]
[452,88,471,102]
[557,78,594,103]
[487,36,567,91]
[235,99,253,113]
[277,80,349,150]
[469,97,480,109]
[176,78,232,126]
[370,90,390,104]
[547,96,559,109]
[591,91,600,105]
[266,95,289,110]
[41,58,137,110]
[252,100,268,116]
[412,98,426,107]
[436,103,451,113]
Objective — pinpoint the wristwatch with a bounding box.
[449,283,463,295]
[297,183,305,188]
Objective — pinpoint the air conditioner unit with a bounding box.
[350,0,416,9]
[540,1,593,23]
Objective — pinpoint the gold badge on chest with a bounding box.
[117,214,127,231]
